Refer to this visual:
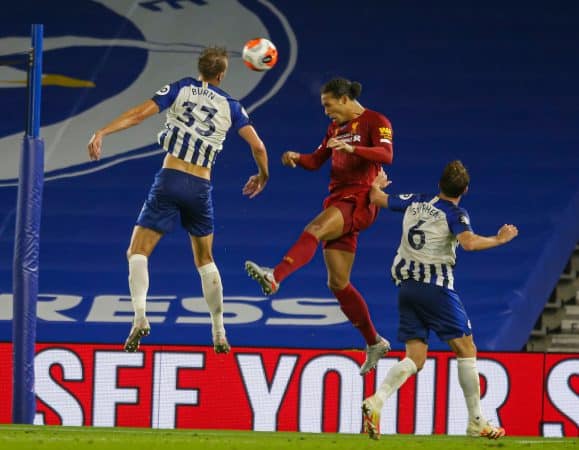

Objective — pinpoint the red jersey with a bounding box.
[297,108,393,195]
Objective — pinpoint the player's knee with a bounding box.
[327,277,348,292]
[126,248,143,260]
[464,341,477,358]
[305,223,320,236]
[413,357,426,371]
[450,336,477,358]
[405,352,426,371]
[194,249,214,267]
[127,242,154,260]
[195,255,214,267]
[470,341,477,355]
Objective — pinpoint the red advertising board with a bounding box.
[0,343,577,437]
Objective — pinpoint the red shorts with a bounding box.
[322,190,379,253]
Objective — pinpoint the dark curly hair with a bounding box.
[321,77,362,100]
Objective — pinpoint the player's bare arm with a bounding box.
[457,224,519,251]
[369,169,391,208]
[281,151,300,168]
[88,99,160,161]
[239,125,269,198]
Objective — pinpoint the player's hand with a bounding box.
[281,151,300,168]
[88,132,103,161]
[242,173,268,198]
[497,224,518,243]
[327,137,354,154]
[372,168,392,190]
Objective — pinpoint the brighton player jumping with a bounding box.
[361,162,518,440]
[246,77,393,375]
[88,46,269,353]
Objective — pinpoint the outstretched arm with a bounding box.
[282,144,332,170]
[457,225,519,251]
[283,128,333,170]
[88,99,160,161]
[238,125,269,198]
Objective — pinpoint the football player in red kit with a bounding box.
[246,77,393,374]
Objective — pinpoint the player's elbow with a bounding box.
[460,239,477,251]
[251,140,267,157]
[457,231,479,251]
[132,102,157,124]
[381,144,393,164]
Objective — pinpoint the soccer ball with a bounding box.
[242,38,278,71]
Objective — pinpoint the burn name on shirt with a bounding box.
[191,87,215,100]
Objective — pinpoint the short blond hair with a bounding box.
[198,46,228,80]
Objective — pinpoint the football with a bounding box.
[242,38,278,71]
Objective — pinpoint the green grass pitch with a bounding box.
[0,425,576,450]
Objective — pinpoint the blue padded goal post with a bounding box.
[12,23,44,424]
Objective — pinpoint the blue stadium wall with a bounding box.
[0,0,578,352]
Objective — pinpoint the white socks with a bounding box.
[372,355,483,423]
[457,357,483,421]
[128,256,225,338]
[128,254,149,321]
[198,262,225,338]
[374,357,418,408]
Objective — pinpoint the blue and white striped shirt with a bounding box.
[389,194,472,290]
[151,78,250,169]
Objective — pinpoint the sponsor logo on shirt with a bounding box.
[379,127,392,140]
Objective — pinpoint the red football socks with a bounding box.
[332,283,377,345]
[273,231,319,283]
